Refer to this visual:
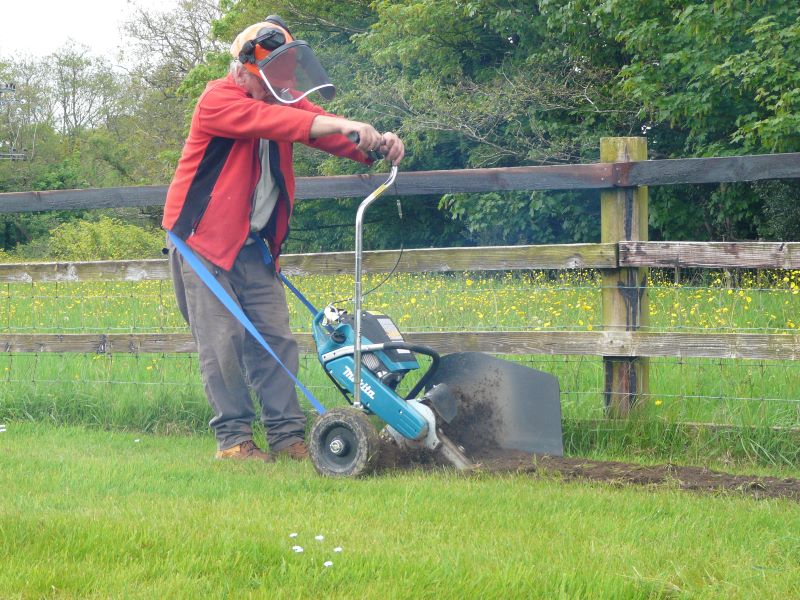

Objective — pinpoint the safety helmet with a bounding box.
[230,15,335,104]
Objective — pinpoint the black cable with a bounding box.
[361,240,404,299]
[329,179,405,307]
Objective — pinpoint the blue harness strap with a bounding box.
[249,235,319,317]
[167,231,326,415]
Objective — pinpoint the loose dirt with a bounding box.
[375,439,800,502]
[372,352,799,500]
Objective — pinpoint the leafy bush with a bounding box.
[48,216,165,261]
[440,190,600,245]
[756,180,800,242]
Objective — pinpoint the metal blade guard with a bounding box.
[425,352,563,457]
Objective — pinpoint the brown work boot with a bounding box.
[215,440,274,463]
[275,441,309,461]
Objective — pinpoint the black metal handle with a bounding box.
[347,132,384,162]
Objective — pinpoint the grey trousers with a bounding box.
[168,239,306,451]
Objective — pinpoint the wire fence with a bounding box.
[0,267,798,430]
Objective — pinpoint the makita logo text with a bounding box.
[342,366,376,400]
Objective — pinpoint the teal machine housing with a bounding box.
[312,309,432,441]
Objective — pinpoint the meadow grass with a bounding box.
[0,268,799,469]
[1,423,799,599]
[3,269,799,334]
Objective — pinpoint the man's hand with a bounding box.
[309,116,404,165]
[310,116,380,150]
[345,122,383,157]
[378,132,404,166]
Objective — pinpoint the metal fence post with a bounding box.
[601,137,649,416]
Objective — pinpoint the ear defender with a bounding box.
[238,25,288,65]
[238,40,257,64]
[264,14,290,35]
[254,28,286,51]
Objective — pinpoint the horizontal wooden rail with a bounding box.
[0,259,171,283]
[2,331,798,361]
[0,153,797,213]
[281,243,615,274]
[3,240,800,283]
[620,241,800,269]
[0,184,167,213]
[0,244,617,283]
[619,153,800,186]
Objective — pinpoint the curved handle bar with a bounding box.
[352,161,398,408]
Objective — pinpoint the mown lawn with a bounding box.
[1,423,799,599]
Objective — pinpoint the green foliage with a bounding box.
[0,151,93,252]
[714,12,800,153]
[755,180,800,242]
[537,0,800,240]
[336,1,639,244]
[285,194,465,254]
[47,216,165,261]
[176,53,231,105]
[3,0,800,256]
[441,190,600,245]
[358,0,520,78]
[0,213,83,255]
[0,30,199,257]
[31,155,90,191]
[650,182,768,242]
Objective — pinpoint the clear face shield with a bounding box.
[255,40,336,104]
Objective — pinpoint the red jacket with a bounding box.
[163,74,369,270]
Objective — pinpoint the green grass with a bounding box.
[1,351,799,469]
[3,270,799,335]
[1,423,799,599]
[0,269,799,469]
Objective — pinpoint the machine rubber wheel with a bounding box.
[309,407,380,477]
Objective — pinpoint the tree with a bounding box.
[47,216,165,261]
[123,0,226,89]
[49,45,123,140]
[342,1,641,245]
[120,0,228,183]
[0,58,57,165]
[540,0,800,240]
[3,0,796,258]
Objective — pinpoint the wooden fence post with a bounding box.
[601,137,649,417]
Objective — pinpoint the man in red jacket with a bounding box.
[163,16,404,463]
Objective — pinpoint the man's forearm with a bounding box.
[309,115,348,138]
[309,115,382,152]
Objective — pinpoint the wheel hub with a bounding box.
[329,437,347,455]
